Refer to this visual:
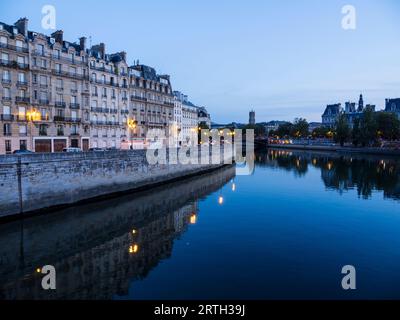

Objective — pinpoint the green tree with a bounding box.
[334,113,351,147]
[291,118,309,138]
[275,122,293,138]
[353,107,378,147]
[375,112,400,140]
[312,126,331,138]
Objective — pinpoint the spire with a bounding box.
[358,94,364,112]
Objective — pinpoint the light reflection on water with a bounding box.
[1,149,400,300]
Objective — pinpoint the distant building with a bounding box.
[385,98,400,119]
[321,94,375,128]
[321,103,342,127]
[249,110,255,125]
[197,106,211,128]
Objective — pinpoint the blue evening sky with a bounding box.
[1,0,399,123]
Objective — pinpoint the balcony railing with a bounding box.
[91,107,109,113]
[3,132,12,136]
[1,114,14,121]
[15,97,30,104]
[55,101,66,108]
[70,103,80,109]
[52,69,89,80]
[0,59,29,69]
[54,116,81,123]
[110,109,118,114]
[131,95,147,102]
[38,99,50,105]
[120,110,129,114]
[52,55,86,65]
[17,80,28,87]
[164,101,174,107]
[90,65,117,74]
[0,42,29,53]
[1,78,11,85]
[91,120,119,126]
[2,97,11,102]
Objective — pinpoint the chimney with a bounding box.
[79,37,87,51]
[120,51,127,62]
[51,30,64,44]
[14,18,28,37]
[99,43,105,59]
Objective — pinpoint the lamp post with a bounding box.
[127,118,137,149]
[26,108,40,152]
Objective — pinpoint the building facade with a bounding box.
[0,18,182,154]
[385,98,400,119]
[322,95,377,128]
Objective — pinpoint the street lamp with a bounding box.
[25,109,41,151]
[127,119,138,149]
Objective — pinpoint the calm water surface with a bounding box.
[1,149,400,299]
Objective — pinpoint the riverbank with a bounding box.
[0,149,233,220]
[266,144,400,156]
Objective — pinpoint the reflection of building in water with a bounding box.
[0,165,235,300]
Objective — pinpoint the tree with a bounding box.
[275,122,293,138]
[312,126,331,138]
[352,107,378,147]
[375,112,400,140]
[334,113,351,146]
[291,118,309,138]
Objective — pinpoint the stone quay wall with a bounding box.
[0,148,232,218]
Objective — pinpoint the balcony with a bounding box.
[3,132,12,136]
[2,97,11,102]
[1,78,11,85]
[39,84,48,89]
[91,120,119,126]
[70,103,80,109]
[122,97,128,101]
[110,109,118,114]
[15,97,30,104]
[1,114,14,121]
[52,69,88,80]
[164,101,174,107]
[90,65,117,74]
[55,101,66,108]
[54,116,81,123]
[0,59,29,70]
[91,107,109,113]
[17,80,28,87]
[121,84,128,89]
[52,55,85,65]
[131,95,147,102]
[56,87,64,92]
[38,99,50,105]
[0,42,29,53]
[71,89,78,94]
[120,110,129,114]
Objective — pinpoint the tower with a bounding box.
[249,110,256,125]
[358,94,364,112]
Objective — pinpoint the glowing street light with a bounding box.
[129,244,139,254]
[190,214,197,224]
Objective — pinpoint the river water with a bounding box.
[1,149,400,299]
